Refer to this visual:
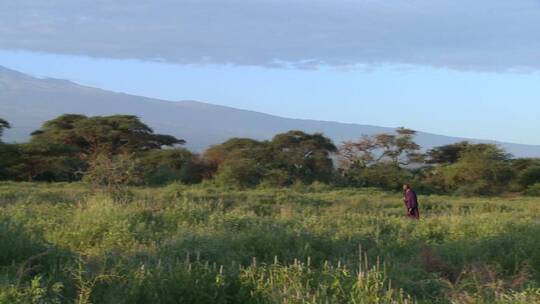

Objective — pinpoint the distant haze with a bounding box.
[2,65,540,157]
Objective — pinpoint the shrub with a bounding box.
[518,166,540,188]
[83,153,143,188]
[216,158,265,188]
[525,183,540,196]
[356,163,412,191]
[260,169,290,187]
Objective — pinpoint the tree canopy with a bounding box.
[31,114,185,158]
[339,127,422,169]
[271,131,337,183]
[1,112,539,196]
[203,131,337,186]
[437,144,513,195]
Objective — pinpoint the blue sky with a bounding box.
[1,1,540,144]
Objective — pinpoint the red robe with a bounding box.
[404,189,420,219]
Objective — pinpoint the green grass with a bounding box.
[1,182,540,303]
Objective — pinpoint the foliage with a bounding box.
[204,138,269,169]
[0,276,64,304]
[1,183,540,303]
[139,149,207,185]
[339,127,422,169]
[338,128,423,191]
[216,157,265,188]
[0,143,19,180]
[12,142,85,182]
[205,131,336,186]
[270,130,337,184]
[30,114,184,159]
[438,144,513,195]
[524,183,540,196]
[517,166,540,188]
[344,163,412,190]
[2,113,540,196]
[425,141,472,165]
[83,153,143,190]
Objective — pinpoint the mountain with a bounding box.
[1,65,540,157]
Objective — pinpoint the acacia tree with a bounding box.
[203,138,269,169]
[25,114,185,185]
[338,127,423,169]
[270,131,337,184]
[11,142,84,182]
[203,131,337,186]
[439,144,513,195]
[139,149,207,185]
[338,135,378,169]
[425,141,473,165]
[202,138,270,183]
[31,114,185,159]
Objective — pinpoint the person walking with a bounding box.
[403,184,420,220]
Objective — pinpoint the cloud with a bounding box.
[1,0,540,71]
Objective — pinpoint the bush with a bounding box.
[354,163,412,191]
[83,153,143,189]
[525,183,540,196]
[260,169,290,187]
[438,146,513,196]
[2,182,540,303]
[144,164,205,186]
[216,158,265,188]
[518,166,540,188]
[0,219,46,265]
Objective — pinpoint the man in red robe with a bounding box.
[403,184,420,220]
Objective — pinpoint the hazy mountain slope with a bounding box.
[1,65,539,157]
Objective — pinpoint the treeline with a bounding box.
[1,114,540,196]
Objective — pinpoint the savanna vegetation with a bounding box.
[1,114,540,303]
[1,114,540,196]
[1,183,540,303]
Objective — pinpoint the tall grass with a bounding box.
[0,182,539,303]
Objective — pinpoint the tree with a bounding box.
[517,165,540,188]
[338,127,422,169]
[509,158,540,191]
[216,157,265,188]
[270,131,337,184]
[354,163,413,190]
[83,153,143,189]
[0,143,19,180]
[338,135,378,169]
[203,138,269,170]
[203,137,273,185]
[203,131,337,187]
[439,144,513,195]
[139,149,207,185]
[425,141,472,165]
[9,142,84,182]
[0,118,15,179]
[31,114,184,159]
[0,118,10,141]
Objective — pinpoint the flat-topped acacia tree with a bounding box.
[30,114,185,159]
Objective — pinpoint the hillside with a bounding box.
[1,65,540,157]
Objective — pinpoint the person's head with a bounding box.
[403,184,411,191]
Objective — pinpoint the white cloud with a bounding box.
[1,0,540,71]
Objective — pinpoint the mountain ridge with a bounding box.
[1,65,539,157]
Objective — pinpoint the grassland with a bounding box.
[1,182,540,303]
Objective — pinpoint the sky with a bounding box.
[1,0,540,145]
